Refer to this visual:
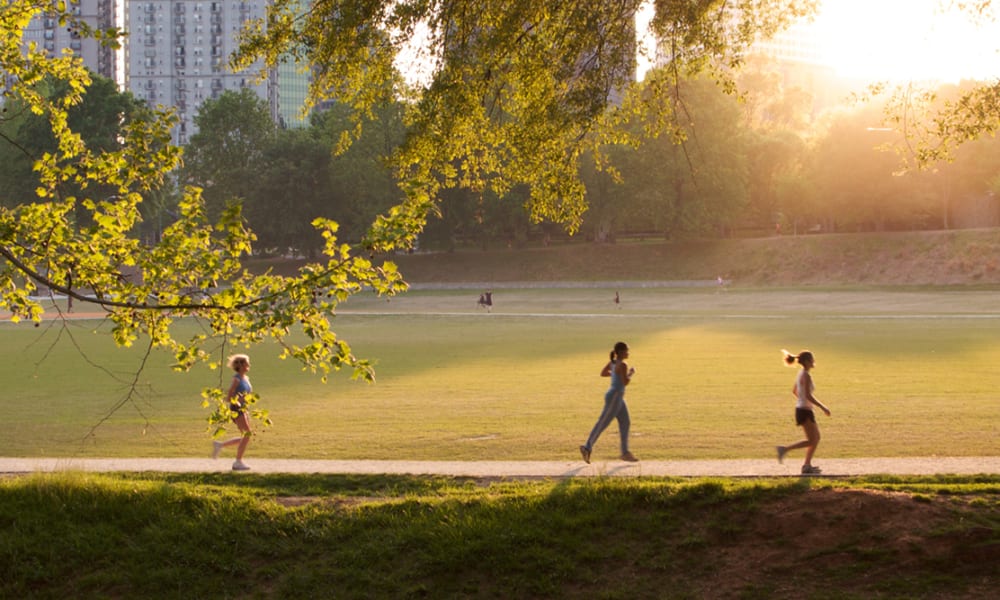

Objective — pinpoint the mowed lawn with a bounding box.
[1,287,999,460]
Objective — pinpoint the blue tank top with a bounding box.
[608,361,625,392]
[233,374,252,397]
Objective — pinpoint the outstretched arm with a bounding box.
[801,372,830,416]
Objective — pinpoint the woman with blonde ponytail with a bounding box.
[776,350,831,474]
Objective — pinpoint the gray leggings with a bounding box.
[584,389,630,453]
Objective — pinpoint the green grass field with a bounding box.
[2,287,998,460]
[3,284,999,599]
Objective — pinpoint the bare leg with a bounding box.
[233,412,252,461]
[801,421,820,467]
[781,421,820,458]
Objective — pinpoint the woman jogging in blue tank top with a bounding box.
[212,353,254,471]
[580,341,638,464]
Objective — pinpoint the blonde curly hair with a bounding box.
[227,354,250,370]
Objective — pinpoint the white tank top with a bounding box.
[795,369,814,410]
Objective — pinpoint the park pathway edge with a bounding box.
[1,457,998,477]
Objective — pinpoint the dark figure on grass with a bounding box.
[580,342,638,464]
[776,350,831,475]
[212,353,254,471]
[478,290,493,312]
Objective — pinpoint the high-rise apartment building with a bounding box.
[21,0,312,143]
[276,59,311,129]
[22,0,118,81]
[124,0,280,145]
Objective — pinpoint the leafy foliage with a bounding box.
[180,89,276,218]
[0,0,406,432]
[581,75,750,239]
[236,0,819,237]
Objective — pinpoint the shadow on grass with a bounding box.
[2,473,996,598]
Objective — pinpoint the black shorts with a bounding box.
[230,403,246,420]
[795,408,816,426]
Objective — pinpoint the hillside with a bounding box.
[386,229,1000,286]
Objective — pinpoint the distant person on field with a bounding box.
[776,350,831,475]
[614,290,620,308]
[580,341,638,464]
[212,353,254,471]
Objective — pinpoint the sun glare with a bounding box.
[635,0,1000,84]
[813,0,1000,83]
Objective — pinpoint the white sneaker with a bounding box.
[212,441,223,459]
[232,460,250,471]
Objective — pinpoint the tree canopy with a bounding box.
[0,0,405,433]
[236,0,818,237]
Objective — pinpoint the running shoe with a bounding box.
[620,452,639,462]
[579,445,591,464]
[212,441,223,459]
[801,464,821,474]
[232,460,251,471]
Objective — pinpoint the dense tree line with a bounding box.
[172,76,1000,251]
[2,70,997,257]
[179,90,407,256]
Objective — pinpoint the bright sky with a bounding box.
[812,0,1000,82]
[636,0,1000,84]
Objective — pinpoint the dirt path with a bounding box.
[2,456,997,477]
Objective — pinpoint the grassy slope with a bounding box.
[380,229,1000,286]
[1,473,998,599]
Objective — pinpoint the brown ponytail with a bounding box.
[782,349,812,366]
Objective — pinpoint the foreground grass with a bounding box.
[2,288,1000,459]
[1,473,997,599]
